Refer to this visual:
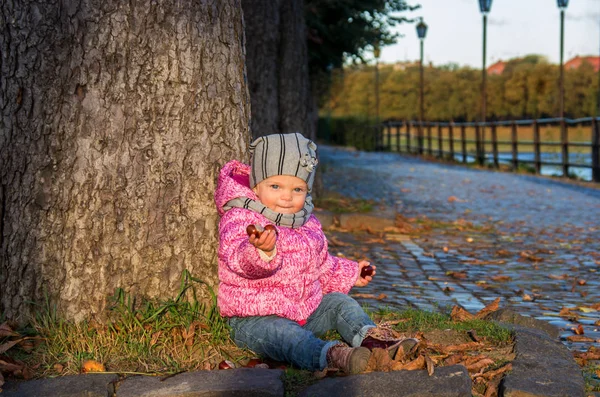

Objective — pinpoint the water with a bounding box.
[454,152,594,181]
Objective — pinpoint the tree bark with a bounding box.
[0,0,250,322]
[242,0,281,139]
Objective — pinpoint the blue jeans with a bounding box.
[227,292,376,371]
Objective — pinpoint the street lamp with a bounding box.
[478,0,492,165]
[557,0,569,118]
[479,0,492,124]
[416,18,428,154]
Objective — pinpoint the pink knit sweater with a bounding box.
[214,160,359,321]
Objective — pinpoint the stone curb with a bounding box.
[2,321,585,397]
[299,365,472,397]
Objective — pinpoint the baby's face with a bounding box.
[253,175,308,214]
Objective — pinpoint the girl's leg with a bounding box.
[228,315,338,371]
[304,292,376,347]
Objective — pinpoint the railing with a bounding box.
[373,117,600,183]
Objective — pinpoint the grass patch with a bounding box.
[3,270,249,378]
[372,308,513,345]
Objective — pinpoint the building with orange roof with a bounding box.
[487,60,506,75]
[564,56,600,72]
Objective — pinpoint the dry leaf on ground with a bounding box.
[393,355,426,371]
[82,360,106,373]
[451,306,475,321]
[475,297,501,319]
[351,293,387,300]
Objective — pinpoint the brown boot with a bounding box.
[326,344,371,374]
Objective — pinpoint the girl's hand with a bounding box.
[355,261,376,287]
[249,228,277,257]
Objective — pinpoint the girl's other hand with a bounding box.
[355,260,376,287]
[249,228,277,256]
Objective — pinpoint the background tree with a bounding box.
[0,0,250,322]
[243,0,313,140]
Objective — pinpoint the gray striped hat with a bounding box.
[249,133,318,191]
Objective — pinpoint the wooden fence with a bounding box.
[374,117,600,183]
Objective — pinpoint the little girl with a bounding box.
[214,133,416,374]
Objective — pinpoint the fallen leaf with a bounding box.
[366,348,395,372]
[519,251,543,262]
[352,293,387,300]
[451,306,475,322]
[0,358,24,373]
[447,271,467,279]
[394,355,426,371]
[465,357,494,373]
[0,323,18,338]
[571,324,585,335]
[475,297,501,319]
[566,335,595,342]
[82,360,106,373]
[428,341,483,353]
[522,294,533,301]
[425,355,435,376]
[484,377,502,397]
[491,275,511,282]
[548,274,569,280]
[0,338,24,355]
[481,363,512,380]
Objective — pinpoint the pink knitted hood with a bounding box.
[214,160,360,321]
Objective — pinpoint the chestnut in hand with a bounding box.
[246,224,277,238]
[360,265,374,278]
[263,224,277,235]
[246,224,261,238]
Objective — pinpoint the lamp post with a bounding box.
[557,0,569,118]
[416,18,428,154]
[478,0,492,165]
[479,0,492,124]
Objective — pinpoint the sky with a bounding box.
[380,0,600,68]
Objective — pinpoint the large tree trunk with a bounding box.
[0,0,250,323]
[242,0,281,139]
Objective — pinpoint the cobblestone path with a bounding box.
[319,145,600,352]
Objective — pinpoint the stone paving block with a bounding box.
[115,368,284,397]
[1,374,118,397]
[500,326,585,397]
[486,309,560,339]
[299,365,472,397]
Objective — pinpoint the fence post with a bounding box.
[449,123,455,162]
[427,123,432,155]
[475,124,484,165]
[386,123,391,150]
[491,123,499,168]
[511,121,518,171]
[437,124,443,158]
[593,118,600,182]
[406,122,411,153]
[533,119,541,175]
[461,125,467,163]
[560,118,569,177]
